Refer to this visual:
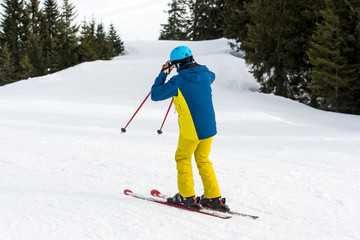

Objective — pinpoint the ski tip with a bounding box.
[124,189,133,195]
[150,189,161,196]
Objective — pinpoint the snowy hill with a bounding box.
[1,38,360,240]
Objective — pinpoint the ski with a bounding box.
[123,189,231,219]
[150,189,259,220]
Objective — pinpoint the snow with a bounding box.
[1,38,360,240]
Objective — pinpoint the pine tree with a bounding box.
[223,0,251,51]
[353,2,360,113]
[96,23,111,60]
[308,0,360,113]
[42,0,61,73]
[25,0,45,76]
[355,4,360,65]
[0,0,27,76]
[18,54,34,79]
[0,0,126,86]
[107,23,124,57]
[78,17,99,62]
[336,0,360,114]
[239,0,324,101]
[189,0,225,40]
[307,0,345,112]
[58,0,79,68]
[159,0,189,40]
[0,44,16,85]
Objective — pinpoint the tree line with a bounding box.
[160,0,360,115]
[0,0,124,86]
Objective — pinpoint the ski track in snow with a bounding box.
[1,38,360,240]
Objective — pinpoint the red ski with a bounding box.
[124,189,231,219]
[150,189,259,220]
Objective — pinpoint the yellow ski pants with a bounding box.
[175,135,221,199]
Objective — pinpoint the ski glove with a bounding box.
[161,60,174,75]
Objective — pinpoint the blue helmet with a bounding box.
[170,46,193,63]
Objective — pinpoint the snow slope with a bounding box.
[1,38,360,240]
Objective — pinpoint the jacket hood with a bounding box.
[178,65,210,83]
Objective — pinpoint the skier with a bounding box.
[151,46,229,212]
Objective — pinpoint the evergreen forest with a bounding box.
[160,0,360,115]
[0,0,124,86]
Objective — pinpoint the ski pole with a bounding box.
[157,98,174,135]
[121,91,151,133]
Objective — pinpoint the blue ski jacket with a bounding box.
[151,63,216,140]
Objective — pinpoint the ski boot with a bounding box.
[199,195,230,212]
[167,193,202,210]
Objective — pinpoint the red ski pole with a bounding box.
[157,98,174,135]
[121,91,151,133]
